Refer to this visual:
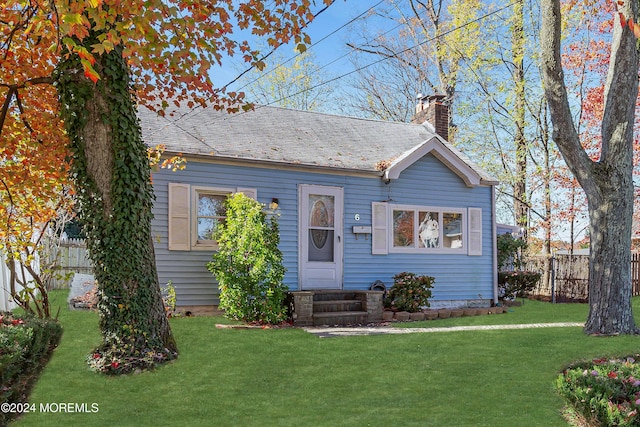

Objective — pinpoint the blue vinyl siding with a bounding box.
[151,153,495,307]
[341,154,494,302]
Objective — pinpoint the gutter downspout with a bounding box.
[492,185,498,305]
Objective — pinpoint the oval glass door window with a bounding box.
[310,197,333,227]
[311,199,328,248]
[311,229,328,249]
[308,195,334,262]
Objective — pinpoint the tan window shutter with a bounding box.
[168,183,191,251]
[236,188,257,200]
[468,207,482,256]
[372,202,388,255]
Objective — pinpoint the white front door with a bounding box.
[299,185,343,289]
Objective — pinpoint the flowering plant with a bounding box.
[557,355,640,425]
[0,313,33,360]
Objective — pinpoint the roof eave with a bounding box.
[383,137,486,187]
[159,151,384,178]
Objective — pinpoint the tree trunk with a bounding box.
[512,0,528,239]
[540,0,638,335]
[543,113,553,295]
[56,39,178,373]
[584,169,636,334]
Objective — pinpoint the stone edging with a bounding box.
[385,306,508,322]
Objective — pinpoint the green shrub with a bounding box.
[497,233,527,271]
[162,281,177,315]
[384,272,434,313]
[207,193,288,324]
[556,355,640,426]
[0,312,62,425]
[498,271,541,299]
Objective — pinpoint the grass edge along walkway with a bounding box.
[304,322,585,337]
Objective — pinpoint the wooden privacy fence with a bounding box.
[634,252,640,296]
[526,253,640,302]
[47,238,93,289]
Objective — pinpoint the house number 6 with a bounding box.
[354,214,360,221]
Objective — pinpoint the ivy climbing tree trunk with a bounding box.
[541,0,638,335]
[56,38,177,373]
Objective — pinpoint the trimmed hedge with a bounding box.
[0,313,62,425]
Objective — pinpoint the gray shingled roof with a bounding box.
[138,104,496,183]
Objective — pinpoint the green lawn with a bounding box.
[14,293,640,427]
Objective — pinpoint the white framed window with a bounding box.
[391,205,465,253]
[192,187,232,249]
[168,183,256,251]
[371,202,482,256]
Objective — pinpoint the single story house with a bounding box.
[139,95,500,322]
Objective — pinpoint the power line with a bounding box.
[171,0,518,127]
[234,0,388,93]
[258,1,520,109]
[163,0,339,126]
[221,0,337,91]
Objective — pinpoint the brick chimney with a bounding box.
[412,94,449,141]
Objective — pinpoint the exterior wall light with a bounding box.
[270,198,279,210]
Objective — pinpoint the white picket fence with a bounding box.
[0,251,18,311]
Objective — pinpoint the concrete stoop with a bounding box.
[290,290,383,326]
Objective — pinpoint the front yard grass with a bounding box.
[14,292,640,426]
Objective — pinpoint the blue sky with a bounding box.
[213,0,390,94]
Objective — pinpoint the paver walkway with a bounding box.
[304,322,584,338]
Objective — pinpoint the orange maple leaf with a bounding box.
[76,47,96,65]
[83,67,100,83]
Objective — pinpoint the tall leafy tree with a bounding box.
[344,0,485,122]
[1,0,332,373]
[56,39,177,374]
[453,0,545,242]
[239,49,335,111]
[0,12,71,317]
[541,0,639,334]
[511,0,528,237]
[0,107,70,318]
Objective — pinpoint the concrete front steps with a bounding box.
[290,290,383,326]
[313,292,368,326]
